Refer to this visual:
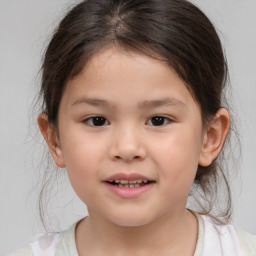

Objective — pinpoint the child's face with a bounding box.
[55,47,206,226]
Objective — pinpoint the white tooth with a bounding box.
[129,184,135,188]
[115,180,120,183]
[118,184,124,187]
[124,185,129,188]
[120,180,129,184]
[128,180,137,184]
[135,184,140,188]
[137,180,142,183]
[143,180,148,183]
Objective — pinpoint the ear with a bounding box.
[37,113,65,168]
[199,108,230,167]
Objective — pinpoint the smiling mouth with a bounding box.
[106,180,155,188]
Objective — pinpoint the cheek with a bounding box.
[60,136,106,198]
[152,129,201,189]
[61,129,107,168]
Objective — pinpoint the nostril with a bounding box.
[114,155,143,161]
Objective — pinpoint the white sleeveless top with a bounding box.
[8,213,256,256]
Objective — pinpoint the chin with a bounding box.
[106,211,157,228]
[112,219,150,228]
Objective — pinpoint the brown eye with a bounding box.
[84,116,109,126]
[146,116,171,126]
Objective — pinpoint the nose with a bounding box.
[109,126,147,162]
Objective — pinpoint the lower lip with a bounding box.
[104,182,154,198]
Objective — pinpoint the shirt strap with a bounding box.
[30,233,60,256]
[201,215,243,256]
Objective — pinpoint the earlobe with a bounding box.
[199,108,230,167]
[37,113,66,168]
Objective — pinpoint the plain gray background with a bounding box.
[1,0,256,255]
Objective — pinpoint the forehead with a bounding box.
[62,47,199,111]
[84,47,171,79]
[69,48,183,89]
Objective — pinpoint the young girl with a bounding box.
[8,0,256,255]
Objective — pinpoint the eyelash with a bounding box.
[83,115,173,127]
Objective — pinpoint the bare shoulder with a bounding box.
[6,245,33,256]
[235,227,256,255]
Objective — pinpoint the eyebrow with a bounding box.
[71,97,116,108]
[138,98,186,109]
[71,97,186,109]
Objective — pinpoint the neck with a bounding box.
[76,208,198,256]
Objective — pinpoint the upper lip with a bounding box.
[104,173,154,182]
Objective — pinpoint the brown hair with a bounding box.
[39,0,238,225]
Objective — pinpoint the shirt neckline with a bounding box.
[191,211,205,256]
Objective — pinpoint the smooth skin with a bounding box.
[38,47,230,256]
